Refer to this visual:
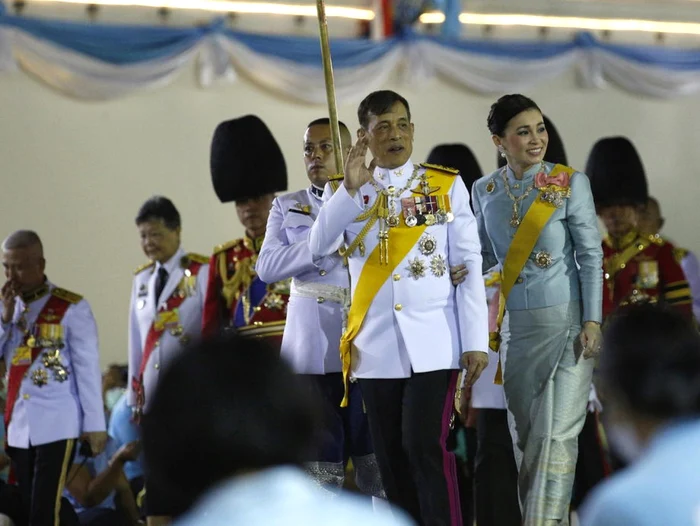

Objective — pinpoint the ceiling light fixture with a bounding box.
[420,11,700,35]
[28,0,375,20]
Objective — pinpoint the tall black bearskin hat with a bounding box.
[210,115,287,203]
[585,136,648,209]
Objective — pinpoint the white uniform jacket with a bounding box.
[309,159,489,379]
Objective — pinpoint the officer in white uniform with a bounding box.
[1,230,106,525]
[127,196,208,522]
[309,90,489,526]
[257,118,383,498]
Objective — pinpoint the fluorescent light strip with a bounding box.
[420,11,700,35]
[28,0,375,19]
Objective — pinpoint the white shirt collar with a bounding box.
[375,159,414,182]
[310,185,324,200]
[155,247,185,275]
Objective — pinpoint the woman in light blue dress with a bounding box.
[471,94,603,526]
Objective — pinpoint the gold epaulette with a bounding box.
[213,239,240,255]
[674,247,689,265]
[133,261,155,275]
[184,252,209,265]
[51,287,83,304]
[420,163,459,175]
[647,234,666,246]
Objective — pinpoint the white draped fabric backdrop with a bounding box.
[1,21,700,102]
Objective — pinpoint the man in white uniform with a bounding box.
[257,118,383,497]
[309,90,489,525]
[127,196,208,524]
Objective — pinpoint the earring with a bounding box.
[499,147,506,159]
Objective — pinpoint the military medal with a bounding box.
[418,234,437,256]
[53,366,69,382]
[637,260,659,289]
[425,214,436,226]
[407,258,427,280]
[430,254,447,277]
[405,213,418,228]
[42,349,62,368]
[31,368,49,387]
[386,214,400,228]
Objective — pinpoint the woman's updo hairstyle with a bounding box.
[487,94,541,137]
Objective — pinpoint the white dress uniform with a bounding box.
[309,158,489,525]
[127,247,208,414]
[256,185,384,498]
[0,282,104,524]
[256,186,346,375]
[310,159,489,377]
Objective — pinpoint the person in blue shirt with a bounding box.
[108,393,144,501]
[579,303,700,526]
[64,437,141,525]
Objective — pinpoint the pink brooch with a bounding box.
[534,170,570,189]
[535,170,572,208]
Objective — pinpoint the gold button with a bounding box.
[319,270,327,276]
[317,297,325,304]
[23,394,30,400]
[254,306,262,312]
[393,274,401,281]
[154,363,160,370]
[620,263,626,269]
[516,277,524,284]
[637,244,644,251]
[394,304,402,311]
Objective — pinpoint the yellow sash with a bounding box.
[490,164,575,384]
[339,169,456,406]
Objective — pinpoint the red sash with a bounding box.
[131,260,204,418]
[4,293,71,431]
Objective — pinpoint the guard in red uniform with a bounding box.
[587,136,693,474]
[587,136,692,321]
[202,115,290,348]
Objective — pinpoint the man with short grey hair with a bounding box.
[1,230,106,525]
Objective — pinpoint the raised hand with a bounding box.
[343,137,376,195]
[1,280,18,324]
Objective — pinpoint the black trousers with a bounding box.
[572,411,611,509]
[474,409,521,526]
[359,370,461,526]
[8,438,76,526]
